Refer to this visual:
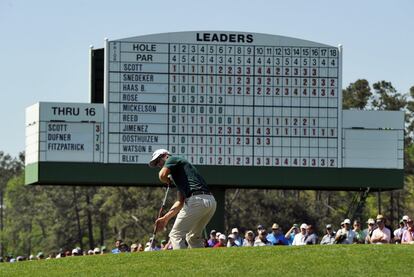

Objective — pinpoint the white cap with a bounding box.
[219,234,226,240]
[93,247,100,254]
[228,234,236,239]
[149,149,170,167]
[231,228,239,233]
[403,215,409,221]
[344,218,351,224]
[72,248,79,254]
[300,223,308,229]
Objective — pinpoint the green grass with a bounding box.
[1,245,414,276]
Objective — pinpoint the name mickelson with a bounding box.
[196,32,254,43]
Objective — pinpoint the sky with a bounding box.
[0,0,413,157]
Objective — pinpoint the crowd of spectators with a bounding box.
[2,214,414,263]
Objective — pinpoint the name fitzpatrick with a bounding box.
[196,32,253,43]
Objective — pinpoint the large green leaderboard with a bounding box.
[25,31,404,190]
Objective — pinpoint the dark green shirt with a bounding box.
[164,156,209,198]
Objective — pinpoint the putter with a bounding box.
[150,176,173,250]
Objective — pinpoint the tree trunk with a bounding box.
[86,192,94,250]
[73,187,83,250]
[99,213,106,246]
[0,189,3,257]
[377,191,382,215]
[389,191,395,226]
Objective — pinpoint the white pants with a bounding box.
[169,194,216,249]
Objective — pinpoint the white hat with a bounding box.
[219,234,226,240]
[228,234,236,239]
[93,247,101,254]
[149,149,170,167]
[344,218,351,224]
[231,228,239,233]
[367,218,375,224]
[403,215,409,221]
[72,248,79,254]
[300,223,308,229]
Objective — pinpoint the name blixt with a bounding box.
[196,32,253,43]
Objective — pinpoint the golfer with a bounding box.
[149,149,216,249]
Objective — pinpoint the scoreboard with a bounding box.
[25,31,404,189]
[106,31,342,168]
[26,102,104,164]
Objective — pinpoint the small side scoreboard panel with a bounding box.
[25,102,104,164]
[106,31,342,168]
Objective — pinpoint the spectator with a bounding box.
[292,223,307,246]
[93,247,101,254]
[161,240,173,250]
[119,242,130,252]
[364,218,376,244]
[207,230,218,247]
[383,215,395,242]
[213,234,227,248]
[87,250,94,255]
[285,224,299,245]
[393,220,406,244]
[402,215,409,228]
[130,244,139,252]
[227,234,238,247]
[55,251,64,259]
[112,239,122,254]
[401,218,414,244]
[304,225,318,245]
[144,239,160,251]
[36,252,45,260]
[243,230,255,246]
[160,239,172,250]
[353,220,366,244]
[100,246,107,254]
[72,248,81,256]
[335,218,356,244]
[29,254,35,261]
[64,251,71,257]
[267,223,288,245]
[371,214,391,244]
[231,228,243,246]
[254,230,272,246]
[320,224,336,245]
[255,225,265,240]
